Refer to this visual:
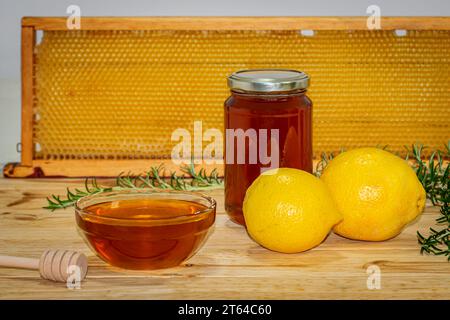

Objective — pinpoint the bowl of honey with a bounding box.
[75,189,216,270]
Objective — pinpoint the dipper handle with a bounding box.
[0,249,88,283]
[0,255,39,270]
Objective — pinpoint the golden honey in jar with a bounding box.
[224,69,313,226]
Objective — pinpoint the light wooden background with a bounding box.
[0,177,448,299]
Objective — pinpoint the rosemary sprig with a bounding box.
[314,147,347,177]
[180,164,222,188]
[407,143,449,206]
[44,178,114,211]
[45,163,223,211]
[409,143,449,260]
[314,151,337,177]
[115,163,223,191]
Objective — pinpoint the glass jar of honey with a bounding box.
[224,69,312,226]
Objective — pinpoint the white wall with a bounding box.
[1,0,449,164]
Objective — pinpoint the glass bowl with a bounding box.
[75,189,216,270]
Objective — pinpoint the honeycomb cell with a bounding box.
[33,30,450,160]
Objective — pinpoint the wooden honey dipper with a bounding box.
[0,249,88,283]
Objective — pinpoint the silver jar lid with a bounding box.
[227,69,309,93]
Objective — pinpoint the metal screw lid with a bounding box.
[227,69,310,93]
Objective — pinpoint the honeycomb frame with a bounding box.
[4,17,450,178]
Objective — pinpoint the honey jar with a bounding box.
[224,69,313,225]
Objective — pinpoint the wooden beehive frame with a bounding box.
[4,16,450,178]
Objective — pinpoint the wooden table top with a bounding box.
[0,177,448,299]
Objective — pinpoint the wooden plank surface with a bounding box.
[22,16,450,31]
[0,177,448,299]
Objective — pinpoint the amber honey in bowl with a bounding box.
[75,190,216,270]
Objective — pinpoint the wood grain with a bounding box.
[3,159,224,178]
[0,177,448,299]
[20,26,35,167]
[21,16,450,31]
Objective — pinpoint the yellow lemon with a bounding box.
[321,148,426,241]
[243,168,342,253]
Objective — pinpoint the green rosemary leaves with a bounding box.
[410,143,449,260]
[45,178,113,211]
[45,163,223,211]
